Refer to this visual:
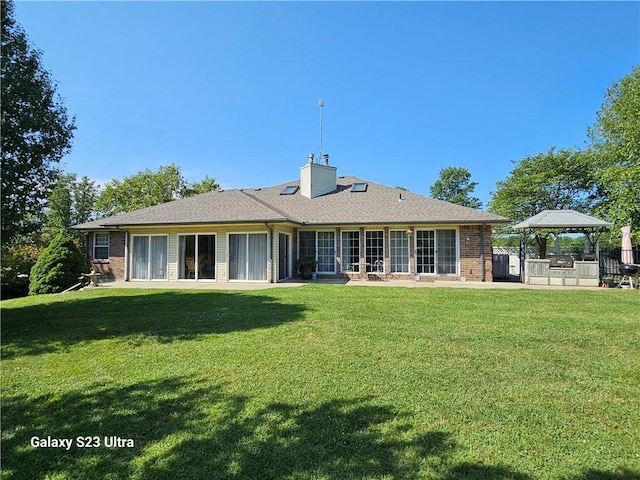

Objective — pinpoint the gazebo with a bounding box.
[512,210,611,286]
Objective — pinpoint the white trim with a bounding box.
[93,232,109,261]
[389,229,410,274]
[277,232,292,281]
[297,228,337,274]
[364,229,385,274]
[414,228,459,276]
[340,230,360,273]
[130,234,169,281]
[226,231,270,282]
[176,232,218,282]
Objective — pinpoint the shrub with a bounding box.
[1,239,49,299]
[29,234,86,295]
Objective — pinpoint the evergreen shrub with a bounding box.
[29,234,85,295]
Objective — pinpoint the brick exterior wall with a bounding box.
[458,225,494,282]
[87,231,125,282]
[293,225,494,282]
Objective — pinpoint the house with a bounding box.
[73,157,509,283]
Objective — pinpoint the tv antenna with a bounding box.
[318,100,324,162]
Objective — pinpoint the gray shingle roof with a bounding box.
[73,175,508,230]
[512,210,611,229]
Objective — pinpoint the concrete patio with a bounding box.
[88,278,604,292]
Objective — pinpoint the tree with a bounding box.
[1,0,76,247]
[487,147,596,257]
[95,164,219,217]
[588,65,640,239]
[182,175,220,197]
[429,167,482,209]
[44,173,97,236]
[29,233,85,295]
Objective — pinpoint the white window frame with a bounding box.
[93,232,109,261]
[227,232,269,282]
[415,228,459,276]
[297,230,337,274]
[177,233,217,281]
[389,230,410,273]
[340,230,360,273]
[365,230,385,273]
[130,234,169,281]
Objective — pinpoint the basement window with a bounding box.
[280,185,299,195]
[351,182,367,192]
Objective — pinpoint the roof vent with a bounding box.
[323,153,329,165]
[308,153,314,164]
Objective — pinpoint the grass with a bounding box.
[1,285,639,479]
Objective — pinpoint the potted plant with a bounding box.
[295,256,318,280]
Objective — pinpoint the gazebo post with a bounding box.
[519,231,528,283]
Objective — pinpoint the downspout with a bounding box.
[124,230,129,282]
[480,224,486,282]
[265,223,274,283]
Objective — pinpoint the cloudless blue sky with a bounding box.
[14,1,640,208]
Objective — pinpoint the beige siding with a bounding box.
[300,163,337,198]
[168,234,178,281]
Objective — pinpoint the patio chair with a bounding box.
[185,257,196,279]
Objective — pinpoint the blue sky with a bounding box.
[14,1,640,208]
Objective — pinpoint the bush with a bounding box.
[29,234,86,295]
[1,240,48,299]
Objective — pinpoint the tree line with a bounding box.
[1,0,638,295]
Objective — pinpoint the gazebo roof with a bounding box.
[513,210,611,230]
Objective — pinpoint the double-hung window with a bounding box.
[93,233,109,261]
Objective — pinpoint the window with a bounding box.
[436,230,457,274]
[416,229,457,275]
[280,185,299,195]
[178,234,216,280]
[229,233,268,281]
[131,235,168,280]
[94,233,109,261]
[351,182,367,192]
[316,232,335,273]
[365,230,384,273]
[390,230,409,273]
[341,231,360,272]
[297,231,336,273]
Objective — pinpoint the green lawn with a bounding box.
[1,285,639,479]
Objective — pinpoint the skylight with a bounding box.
[351,182,367,192]
[280,185,299,195]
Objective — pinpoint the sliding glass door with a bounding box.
[229,233,268,281]
[178,234,216,280]
[415,229,457,275]
[131,235,168,280]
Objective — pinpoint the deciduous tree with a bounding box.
[44,173,97,236]
[1,0,76,246]
[588,65,640,239]
[95,164,219,217]
[487,147,596,257]
[429,167,482,209]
